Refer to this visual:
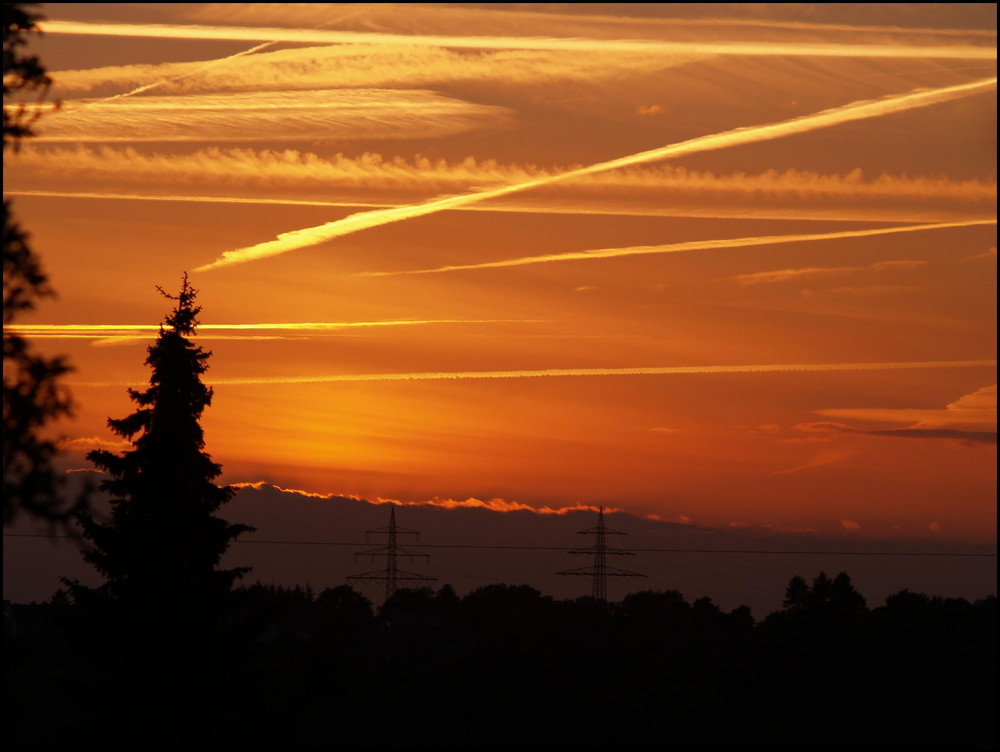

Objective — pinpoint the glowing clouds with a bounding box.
[32,90,511,143]
[43,20,998,60]
[734,260,929,286]
[801,386,998,446]
[194,77,997,271]
[194,360,996,387]
[375,496,604,516]
[7,4,994,541]
[371,222,993,276]
[50,43,699,98]
[817,384,997,432]
[10,148,993,224]
[230,482,604,516]
[7,319,539,347]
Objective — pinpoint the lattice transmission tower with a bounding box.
[558,506,645,600]
[347,505,436,601]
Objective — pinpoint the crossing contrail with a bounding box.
[86,42,276,105]
[194,77,997,272]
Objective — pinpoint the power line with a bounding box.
[4,533,995,557]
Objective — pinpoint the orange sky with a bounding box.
[5,3,996,548]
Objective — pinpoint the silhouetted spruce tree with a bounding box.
[74,275,253,612]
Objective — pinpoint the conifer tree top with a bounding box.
[156,272,200,336]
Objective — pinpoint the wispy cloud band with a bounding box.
[194,77,997,271]
[31,89,510,143]
[8,319,536,344]
[43,20,997,59]
[366,220,995,276]
[69,360,996,388]
[734,259,929,286]
[12,147,994,202]
[11,188,993,225]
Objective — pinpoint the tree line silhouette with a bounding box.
[5,575,996,749]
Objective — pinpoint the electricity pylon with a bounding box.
[558,506,644,601]
[347,505,436,602]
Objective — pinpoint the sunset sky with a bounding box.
[4,4,996,603]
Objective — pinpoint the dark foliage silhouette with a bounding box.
[782,570,868,618]
[2,2,54,146]
[4,575,996,749]
[68,276,253,612]
[3,2,81,527]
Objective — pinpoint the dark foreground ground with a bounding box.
[5,575,996,749]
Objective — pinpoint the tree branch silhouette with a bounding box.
[3,2,81,528]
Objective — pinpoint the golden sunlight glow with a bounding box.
[6,3,995,549]
[66,360,996,388]
[364,220,996,276]
[196,78,996,271]
[43,20,997,59]
[8,320,540,338]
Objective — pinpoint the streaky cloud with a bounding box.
[371,496,605,516]
[816,385,997,430]
[733,259,929,286]
[211,360,997,385]
[31,89,510,143]
[864,428,996,443]
[10,188,992,226]
[189,1,999,40]
[194,77,997,272]
[8,319,539,342]
[57,436,131,452]
[232,481,606,516]
[945,385,997,415]
[73,42,276,104]
[44,20,997,59]
[69,360,996,388]
[366,221,994,276]
[11,147,995,205]
[796,422,997,445]
[51,43,698,98]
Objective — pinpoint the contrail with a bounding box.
[52,13,361,108]
[83,42,275,105]
[33,89,508,144]
[69,360,996,388]
[7,320,536,338]
[212,360,1000,384]
[195,77,997,272]
[43,20,997,59]
[10,191,993,226]
[363,219,996,276]
[25,39,280,133]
